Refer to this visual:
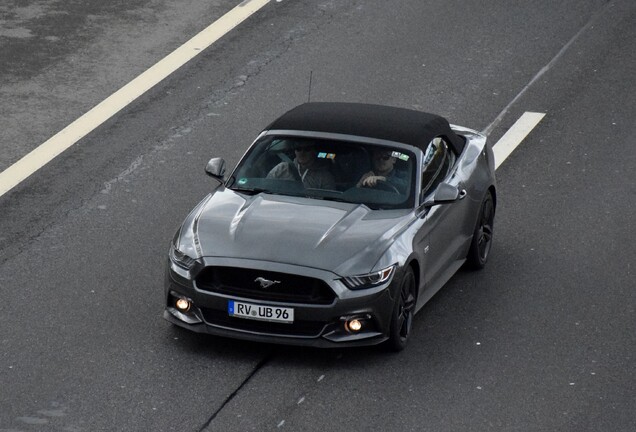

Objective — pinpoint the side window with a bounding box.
[421,137,455,194]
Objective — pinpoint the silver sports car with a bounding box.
[164,102,496,350]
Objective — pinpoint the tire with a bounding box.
[385,267,417,352]
[466,191,495,270]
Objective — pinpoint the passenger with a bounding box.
[267,141,336,189]
[357,148,407,192]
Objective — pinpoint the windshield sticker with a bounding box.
[238,178,248,185]
[317,152,336,160]
[391,151,410,161]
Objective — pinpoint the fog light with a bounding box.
[346,319,363,332]
[175,298,191,312]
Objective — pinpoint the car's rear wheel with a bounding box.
[466,191,495,270]
[386,267,416,352]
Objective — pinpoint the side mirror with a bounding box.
[422,182,460,207]
[205,158,226,179]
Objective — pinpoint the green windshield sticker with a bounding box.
[238,178,248,185]
[318,152,336,159]
[391,151,410,161]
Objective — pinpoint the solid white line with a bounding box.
[481,5,603,137]
[492,112,545,169]
[0,0,270,198]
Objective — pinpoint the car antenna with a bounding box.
[307,70,313,103]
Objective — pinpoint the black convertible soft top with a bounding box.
[266,102,465,154]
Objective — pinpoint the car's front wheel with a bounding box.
[386,267,416,352]
[466,191,495,270]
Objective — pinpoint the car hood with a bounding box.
[189,189,413,275]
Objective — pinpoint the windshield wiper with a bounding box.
[230,187,303,198]
[312,195,351,204]
[229,187,273,195]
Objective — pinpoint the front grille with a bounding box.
[195,267,336,305]
[201,308,326,337]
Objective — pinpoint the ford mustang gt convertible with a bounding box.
[164,102,496,350]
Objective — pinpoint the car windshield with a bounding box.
[227,136,416,209]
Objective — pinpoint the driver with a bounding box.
[357,148,407,191]
[267,141,336,189]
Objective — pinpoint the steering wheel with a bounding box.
[373,179,400,194]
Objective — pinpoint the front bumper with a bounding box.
[163,259,400,348]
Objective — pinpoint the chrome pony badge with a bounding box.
[254,277,281,289]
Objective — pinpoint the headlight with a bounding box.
[342,265,395,290]
[169,244,197,270]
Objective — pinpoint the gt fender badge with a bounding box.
[254,277,281,289]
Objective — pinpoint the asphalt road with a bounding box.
[1,0,635,431]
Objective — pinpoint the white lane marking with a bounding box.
[0,0,270,198]
[492,112,545,169]
[481,3,604,137]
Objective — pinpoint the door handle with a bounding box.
[458,189,467,200]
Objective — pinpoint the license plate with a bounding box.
[228,300,294,324]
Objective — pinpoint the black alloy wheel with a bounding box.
[386,267,417,352]
[466,191,495,270]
